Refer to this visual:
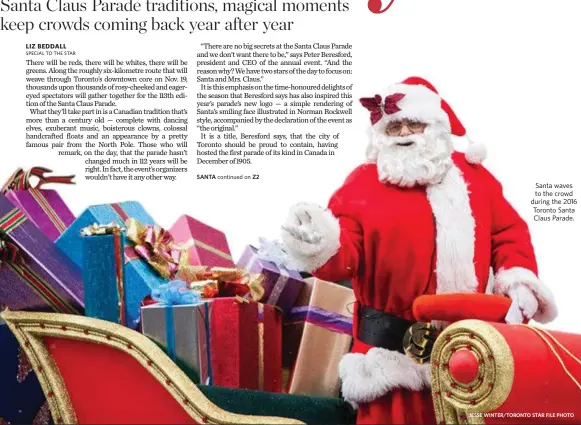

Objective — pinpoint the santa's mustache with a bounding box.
[380,134,426,150]
[373,128,454,187]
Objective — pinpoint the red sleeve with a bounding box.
[312,167,366,282]
[485,168,538,274]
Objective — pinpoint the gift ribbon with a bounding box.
[164,306,177,362]
[152,281,202,306]
[267,266,289,306]
[2,167,75,235]
[201,301,213,385]
[80,222,125,236]
[108,204,139,263]
[113,228,126,326]
[81,223,127,325]
[243,248,294,305]
[2,167,75,192]
[0,208,79,314]
[0,238,21,266]
[0,209,27,234]
[181,237,233,262]
[101,204,155,265]
[285,306,353,335]
[243,248,260,272]
[196,298,267,388]
[283,305,352,394]
[242,249,268,303]
[125,218,187,280]
[233,297,268,390]
[186,267,265,301]
[110,203,130,222]
[258,303,265,391]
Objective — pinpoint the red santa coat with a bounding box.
[310,152,556,424]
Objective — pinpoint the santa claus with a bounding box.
[267,77,559,424]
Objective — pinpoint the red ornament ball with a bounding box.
[448,349,479,384]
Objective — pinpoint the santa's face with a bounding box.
[367,121,454,187]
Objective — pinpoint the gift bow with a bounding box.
[113,219,266,301]
[186,266,265,301]
[151,280,203,306]
[80,222,125,236]
[359,93,406,125]
[125,218,186,280]
[2,167,75,193]
[0,235,22,267]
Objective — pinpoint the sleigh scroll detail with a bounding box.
[0,309,305,425]
[431,319,581,424]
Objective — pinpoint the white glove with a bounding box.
[280,202,340,272]
[431,320,451,331]
[281,203,326,256]
[505,284,539,324]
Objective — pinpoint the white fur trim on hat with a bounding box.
[463,136,487,164]
[339,348,431,405]
[493,267,558,323]
[374,83,450,131]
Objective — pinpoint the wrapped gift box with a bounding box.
[283,277,355,397]
[169,215,235,267]
[56,201,154,268]
[200,298,283,392]
[3,167,75,242]
[237,245,304,315]
[0,323,52,424]
[141,301,211,383]
[142,298,282,392]
[82,225,167,328]
[0,194,84,314]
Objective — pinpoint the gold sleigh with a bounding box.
[1,310,303,425]
[2,310,580,424]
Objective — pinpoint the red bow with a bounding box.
[360,93,406,124]
[2,167,75,193]
[0,236,22,267]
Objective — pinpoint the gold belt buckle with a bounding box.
[403,322,438,364]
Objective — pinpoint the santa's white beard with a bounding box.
[367,124,454,187]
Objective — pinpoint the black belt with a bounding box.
[357,305,438,364]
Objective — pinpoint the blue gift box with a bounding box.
[0,323,51,424]
[55,201,153,267]
[56,202,167,328]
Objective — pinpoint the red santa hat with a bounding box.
[360,76,487,164]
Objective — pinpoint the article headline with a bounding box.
[1,0,351,34]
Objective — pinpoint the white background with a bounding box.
[1,0,580,332]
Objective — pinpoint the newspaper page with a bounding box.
[1,0,580,423]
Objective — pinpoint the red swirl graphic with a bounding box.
[368,0,395,14]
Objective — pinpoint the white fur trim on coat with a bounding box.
[426,164,479,294]
[339,348,431,405]
[373,84,450,132]
[280,203,341,273]
[493,267,558,323]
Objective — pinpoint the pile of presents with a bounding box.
[0,167,356,423]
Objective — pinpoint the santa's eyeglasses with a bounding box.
[385,120,427,136]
